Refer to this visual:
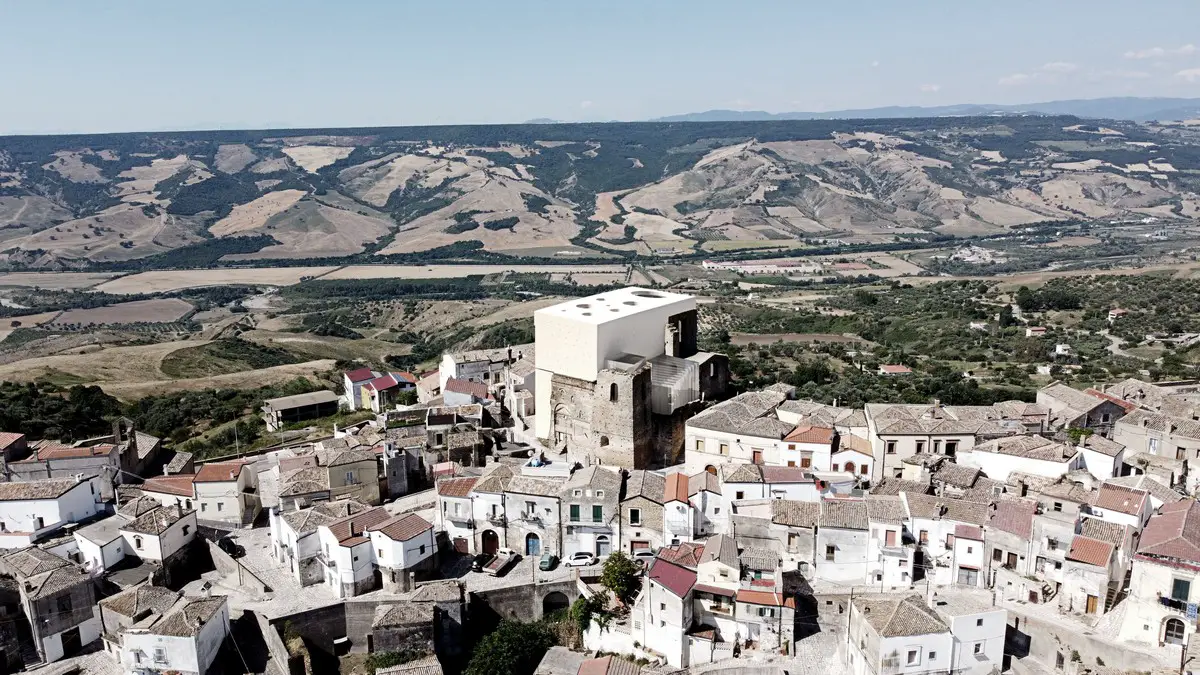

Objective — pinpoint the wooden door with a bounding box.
[1085,595,1098,614]
[752,450,764,465]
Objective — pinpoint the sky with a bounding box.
[2,0,1199,135]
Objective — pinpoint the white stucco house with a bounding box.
[0,477,104,549]
[118,596,229,675]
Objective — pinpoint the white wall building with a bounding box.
[0,477,103,549]
[118,596,229,675]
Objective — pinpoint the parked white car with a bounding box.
[564,551,598,567]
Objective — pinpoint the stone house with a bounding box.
[620,469,664,556]
[846,594,952,675]
[116,595,229,674]
[1114,409,1200,493]
[1086,482,1151,531]
[901,493,989,588]
[269,499,370,586]
[1119,499,1200,647]
[317,506,392,599]
[562,466,621,558]
[815,499,869,583]
[1038,383,1129,434]
[0,547,101,663]
[770,500,819,573]
[864,403,1015,483]
[779,425,835,470]
[734,588,793,652]
[955,435,1083,483]
[369,513,437,593]
[436,476,478,555]
[866,495,915,589]
[469,465,512,556]
[631,557,695,668]
[683,389,793,474]
[503,475,562,557]
[0,477,105,549]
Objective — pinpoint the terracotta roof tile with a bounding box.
[437,477,478,498]
[327,506,392,545]
[736,589,790,606]
[1138,499,1200,562]
[664,472,689,503]
[1067,536,1114,567]
[194,459,253,483]
[656,542,704,569]
[648,558,696,598]
[142,474,196,498]
[987,498,1037,540]
[0,478,89,501]
[444,378,491,400]
[370,513,433,542]
[1092,483,1148,516]
[784,425,834,444]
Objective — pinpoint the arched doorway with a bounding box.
[543,591,570,616]
[525,533,542,556]
[844,461,856,474]
[1165,617,1186,645]
[705,465,717,475]
[481,530,500,555]
[596,535,611,557]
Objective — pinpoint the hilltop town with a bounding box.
[0,285,1199,675]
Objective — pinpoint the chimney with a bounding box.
[936,502,947,518]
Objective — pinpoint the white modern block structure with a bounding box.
[534,287,699,468]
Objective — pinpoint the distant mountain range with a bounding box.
[650,97,1200,123]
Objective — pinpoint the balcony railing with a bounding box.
[487,514,507,527]
[1159,596,1194,614]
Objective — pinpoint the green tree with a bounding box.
[464,620,556,675]
[600,551,642,605]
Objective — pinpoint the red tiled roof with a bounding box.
[195,459,253,483]
[1068,536,1114,567]
[880,365,912,374]
[0,432,25,450]
[736,589,792,607]
[437,477,478,498]
[395,372,419,385]
[444,378,491,400]
[760,466,814,484]
[15,443,115,462]
[656,542,704,569]
[1093,483,1148,516]
[578,655,641,675]
[1138,499,1200,563]
[142,474,197,498]
[988,498,1036,540]
[345,367,375,383]
[363,374,399,392]
[370,513,433,542]
[785,425,834,445]
[328,506,392,545]
[693,583,736,597]
[648,558,696,598]
[1084,389,1137,413]
[664,472,689,503]
[954,524,983,540]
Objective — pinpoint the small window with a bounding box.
[695,439,705,452]
[915,441,926,453]
[929,652,937,661]
[201,503,208,512]
[976,618,984,627]
[629,508,641,525]
[825,545,835,561]
[907,649,919,665]
[573,489,583,498]
[660,603,666,611]
[736,491,744,500]
[974,642,983,655]
[832,464,840,472]
[592,505,603,522]
[570,505,580,522]
[345,471,355,484]
[353,555,359,562]
[134,536,143,550]
[596,490,605,498]
[1052,502,1062,512]
[885,441,897,455]
[378,548,383,557]
[217,502,224,512]
[919,530,928,544]
[610,383,619,402]
[420,545,426,555]
[967,546,973,554]
[719,443,729,456]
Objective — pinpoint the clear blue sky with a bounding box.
[2,0,1199,134]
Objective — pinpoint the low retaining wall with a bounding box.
[205,539,271,594]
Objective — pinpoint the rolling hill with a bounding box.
[2,114,1200,268]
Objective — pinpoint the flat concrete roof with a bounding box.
[535,287,692,325]
[263,390,340,411]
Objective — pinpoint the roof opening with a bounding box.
[632,291,663,298]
